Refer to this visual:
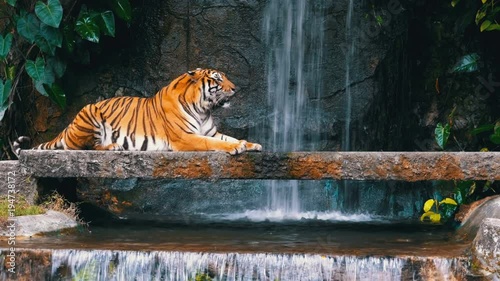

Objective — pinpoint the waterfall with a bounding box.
[343,0,355,151]
[262,0,325,217]
[0,249,466,281]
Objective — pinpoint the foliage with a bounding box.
[421,180,496,224]
[0,196,45,218]
[451,53,480,73]
[470,121,500,145]
[41,191,82,223]
[435,123,451,150]
[420,196,457,223]
[0,0,132,121]
[452,0,500,32]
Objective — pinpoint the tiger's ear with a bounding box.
[187,68,202,81]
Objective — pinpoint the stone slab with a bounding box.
[0,161,37,204]
[0,210,78,237]
[18,150,500,181]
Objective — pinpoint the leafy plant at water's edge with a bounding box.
[452,0,500,32]
[421,180,495,223]
[420,196,457,223]
[0,0,132,122]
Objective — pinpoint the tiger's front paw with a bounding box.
[244,141,262,152]
[229,140,247,155]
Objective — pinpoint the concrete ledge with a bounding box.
[0,160,37,204]
[18,150,500,181]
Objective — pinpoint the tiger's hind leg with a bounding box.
[38,104,106,150]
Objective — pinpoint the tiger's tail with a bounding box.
[12,136,31,157]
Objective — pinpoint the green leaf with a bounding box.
[439,198,458,206]
[0,79,12,121]
[75,15,101,43]
[30,63,54,97]
[46,56,66,78]
[489,122,500,144]
[451,53,480,73]
[451,0,461,7]
[476,8,487,25]
[480,20,491,32]
[34,34,56,55]
[6,0,16,7]
[485,23,500,31]
[490,133,500,144]
[99,11,115,37]
[0,79,12,104]
[423,199,436,212]
[440,203,458,220]
[43,83,66,109]
[35,80,48,96]
[35,0,63,28]
[454,190,463,205]
[435,123,451,150]
[470,124,494,135]
[0,103,10,120]
[16,14,41,43]
[6,65,16,80]
[62,23,76,53]
[109,0,132,22]
[40,23,63,47]
[25,57,46,81]
[0,33,13,59]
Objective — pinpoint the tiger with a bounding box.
[13,68,262,156]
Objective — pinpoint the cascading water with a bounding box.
[1,249,469,281]
[261,0,324,218]
[343,0,355,151]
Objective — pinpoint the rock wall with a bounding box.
[27,0,412,152]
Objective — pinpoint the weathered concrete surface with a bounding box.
[0,161,37,204]
[455,196,500,241]
[472,218,500,279]
[0,210,77,237]
[19,150,500,181]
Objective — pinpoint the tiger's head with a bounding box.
[187,68,236,110]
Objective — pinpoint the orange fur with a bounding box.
[25,69,262,155]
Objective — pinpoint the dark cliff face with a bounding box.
[27,0,409,152]
[24,0,498,153]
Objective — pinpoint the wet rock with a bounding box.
[0,210,78,237]
[456,196,500,241]
[471,218,500,279]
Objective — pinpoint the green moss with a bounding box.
[0,196,45,218]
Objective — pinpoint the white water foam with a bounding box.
[206,210,377,222]
[43,249,468,281]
